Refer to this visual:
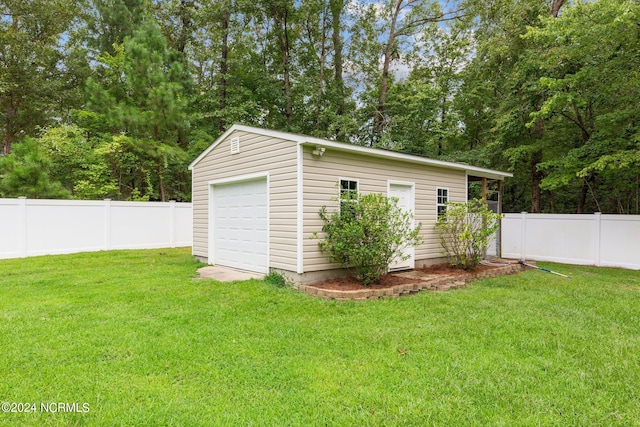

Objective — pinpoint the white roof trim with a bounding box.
[189,124,513,180]
[302,139,512,180]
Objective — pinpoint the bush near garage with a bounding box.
[315,192,422,285]
[436,199,502,270]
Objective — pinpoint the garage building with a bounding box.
[189,124,511,284]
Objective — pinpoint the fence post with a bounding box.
[104,199,111,250]
[18,197,27,258]
[520,211,527,261]
[169,200,176,248]
[594,212,601,267]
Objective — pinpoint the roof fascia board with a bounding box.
[188,125,236,170]
[189,124,512,180]
[301,140,513,180]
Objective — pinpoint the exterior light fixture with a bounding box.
[312,146,326,157]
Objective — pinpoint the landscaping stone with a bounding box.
[300,261,533,301]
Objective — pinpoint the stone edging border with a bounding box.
[298,262,533,301]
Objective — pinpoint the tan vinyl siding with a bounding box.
[192,130,298,271]
[302,145,466,272]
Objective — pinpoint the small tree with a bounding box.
[435,199,502,270]
[315,192,422,285]
[0,138,70,199]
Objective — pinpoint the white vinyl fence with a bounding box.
[0,197,192,260]
[501,212,640,270]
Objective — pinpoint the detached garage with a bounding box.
[189,125,511,284]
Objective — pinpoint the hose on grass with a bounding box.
[518,259,572,278]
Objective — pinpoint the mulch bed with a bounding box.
[307,274,415,291]
[299,260,531,300]
[307,263,503,291]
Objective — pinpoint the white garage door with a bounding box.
[213,178,268,273]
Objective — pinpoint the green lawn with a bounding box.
[1,248,639,426]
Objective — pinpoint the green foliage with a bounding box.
[72,163,120,200]
[316,191,422,285]
[264,271,288,288]
[1,0,638,213]
[38,124,119,200]
[0,0,82,154]
[524,0,640,213]
[458,0,640,213]
[0,138,70,198]
[95,134,155,200]
[87,0,146,56]
[80,19,191,201]
[389,22,472,157]
[436,199,502,270]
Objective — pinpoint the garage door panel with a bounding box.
[213,178,268,273]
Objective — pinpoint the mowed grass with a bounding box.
[1,249,639,426]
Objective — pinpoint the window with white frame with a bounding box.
[339,179,358,217]
[436,187,449,218]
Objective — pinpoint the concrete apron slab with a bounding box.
[196,266,263,282]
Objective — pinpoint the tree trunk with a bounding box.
[219,7,230,132]
[527,0,566,212]
[157,162,166,202]
[315,10,328,131]
[177,0,193,54]
[577,178,589,213]
[3,17,19,155]
[551,0,565,18]
[3,101,16,155]
[438,96,447,156]
[273,6,293,128]
[374,0,402,142]
[330,0,345,118]
[531,150,543,213]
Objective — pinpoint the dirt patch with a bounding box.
[307,273,417,291]
[307,263,506,291]
[418,263,503,276]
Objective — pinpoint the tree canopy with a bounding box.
[0,0,637,212]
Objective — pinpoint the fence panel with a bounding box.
[600,215,640,269]
[0,199,22,259]
[26,199,106,256]
[0,198,193,259]
[110,202,172,250]
[502,212,640,270]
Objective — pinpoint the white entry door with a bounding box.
[212,178,268,273]
[388,183,415,271]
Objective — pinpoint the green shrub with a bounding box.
[264,271,288,287]
[435,199,502,270]
[315,192,422,285]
